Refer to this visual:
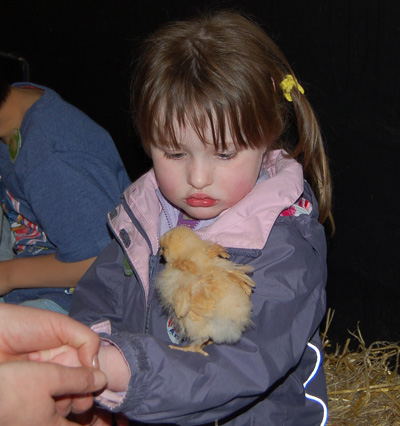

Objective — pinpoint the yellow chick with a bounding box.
[157,226,255,356]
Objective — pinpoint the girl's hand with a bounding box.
[29,344,83,367]
[32,343,131,394]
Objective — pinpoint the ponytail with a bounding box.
[283,88,334,231]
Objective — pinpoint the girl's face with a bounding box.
[150,123,266,220]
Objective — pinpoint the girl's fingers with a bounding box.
[29,345,70,362]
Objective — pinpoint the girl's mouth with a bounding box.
[185,195,217,207]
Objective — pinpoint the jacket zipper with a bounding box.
[109,195,160,334]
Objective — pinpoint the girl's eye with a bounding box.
[216,152,238,160]
[163,152,185,160]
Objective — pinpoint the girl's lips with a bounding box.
[185,196,217,207]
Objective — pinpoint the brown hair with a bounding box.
[131,10,333,228]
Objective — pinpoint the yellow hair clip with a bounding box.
[280,75,305,102]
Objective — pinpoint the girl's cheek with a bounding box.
[158,169,180,191]
[225,177,256,205]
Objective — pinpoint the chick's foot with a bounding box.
[169,341,212,357]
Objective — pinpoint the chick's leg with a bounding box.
[169,339,212,357]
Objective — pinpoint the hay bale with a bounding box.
[322,310,400,425]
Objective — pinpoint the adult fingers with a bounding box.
[0,305,100,367]
[55,393,94,418]
[0,362,106,426]
[70,393,95,415]
[55,396,74,418]
[50,364,107,418]
[68,406,113,426]
[45,363,107,397]
[46,310,101,367]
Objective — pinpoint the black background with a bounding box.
[1,0,399,346]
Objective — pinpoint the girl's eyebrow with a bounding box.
[159,144,184,151]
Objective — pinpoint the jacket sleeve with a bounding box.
[78,208,327,425]
[70,238,146,332]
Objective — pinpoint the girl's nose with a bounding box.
[187,159,213,190]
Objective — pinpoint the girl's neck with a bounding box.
[177,211,200,230]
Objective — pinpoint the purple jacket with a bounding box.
[70,150,328,425]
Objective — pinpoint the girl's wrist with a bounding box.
[98,343,131,392]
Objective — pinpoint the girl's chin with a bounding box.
[182,206,225,221]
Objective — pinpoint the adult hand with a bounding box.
[68,406,114,426]
[0,304,100,366]
[0,361,107,426]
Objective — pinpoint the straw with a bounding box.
[323,309,400,425]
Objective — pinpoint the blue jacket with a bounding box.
[70,150,328,425]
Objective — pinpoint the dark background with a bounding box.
[1,0,399,346]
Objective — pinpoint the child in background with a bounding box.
[0,76,131,313]
[47,10,333,425]
[0,210,14,261]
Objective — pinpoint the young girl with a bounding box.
[66,10,332,425]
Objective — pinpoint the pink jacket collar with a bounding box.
[112,150,303,252]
